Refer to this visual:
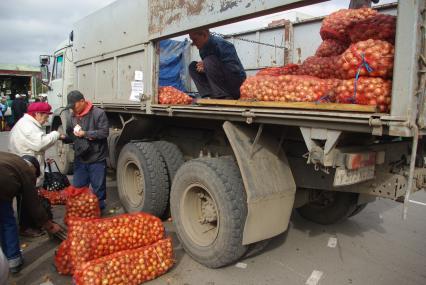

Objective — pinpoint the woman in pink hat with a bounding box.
[8,102,65,237]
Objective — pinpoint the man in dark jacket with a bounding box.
[64,90,109,210]
[11,94,27,122]
[0,152,60,273]
[189,30,246,99]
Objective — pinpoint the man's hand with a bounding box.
[196,61,204,73]
[74,130,86,138]
[43,221,61,234]
[59,134,66,140]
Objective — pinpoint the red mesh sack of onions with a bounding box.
[348,14,396,44]
[315,39,349,57]
[337,39,394,79]
[64,186,100,225]
[240,75,337,103]
[67,213,165,274]
[320,8,377,43]
[73,238,174,285]
[55,240,73,275]
[159,86,192,105]
[298,56,341,79]
[38,188,67,205]
[256,64,299,76]
[335,77,392,113]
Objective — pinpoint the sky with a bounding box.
[0,0,395,66]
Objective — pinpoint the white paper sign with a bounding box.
[129,91,141,102]
[134,70,143,81]
[131,81,144,92]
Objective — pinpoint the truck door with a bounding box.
[49,53,65,112]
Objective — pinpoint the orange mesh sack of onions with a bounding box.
[297,56,341,79]
[320,8,377,43]
[348,14,396,44]
[38,188,67,205]
[315,39,348,57]
[336,39,394,79]
[256,64,299,76]
[240,74,338,103]
[63,186,101,225]
[73,238,174,285]
[65,213,165,274]
[335,77,392,113]
[159,86,192,105]
[55,239,73,275]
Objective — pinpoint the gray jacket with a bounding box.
[65,105,109,163]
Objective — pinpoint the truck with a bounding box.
[40,0,426,268]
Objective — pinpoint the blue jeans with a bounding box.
[73,159,107,209]
[0,200,22,265]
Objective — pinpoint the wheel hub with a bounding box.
[198,193,217,224]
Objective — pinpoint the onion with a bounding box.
[159,86,192,105]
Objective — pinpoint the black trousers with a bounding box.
[189,55,245,99]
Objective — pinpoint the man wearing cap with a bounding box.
[63,90,109,210]
[0,152,61,273]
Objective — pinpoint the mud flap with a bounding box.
[223,122,296,245]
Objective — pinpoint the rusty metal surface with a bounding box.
[148,0,327,40]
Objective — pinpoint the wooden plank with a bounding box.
[196,99,377,113]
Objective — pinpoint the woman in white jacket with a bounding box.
[9,102,63,188]
[8,102,64,237]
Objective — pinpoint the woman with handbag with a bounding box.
[8,102,65,237]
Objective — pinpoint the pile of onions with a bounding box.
[337,39,394,79]
[73,238,174,285]
[335,77,392,112]
[320,8,378,43]
[159,86,192,105]
[256,64,300,76]
[348,14,396,44]
[297,56,340,79]
[240,75,337,102]
[64,187,100,225]
[55,240,73,275]
[38,188,67,205]
[315,39,348,57]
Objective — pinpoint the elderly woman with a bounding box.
[8,102,64,237]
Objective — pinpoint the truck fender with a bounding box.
[223,121,296,245]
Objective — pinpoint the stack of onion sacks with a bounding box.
[159,86,192,105]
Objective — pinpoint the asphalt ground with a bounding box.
[1,131,425,285]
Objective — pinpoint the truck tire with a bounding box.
[170,157,248,268]
[116,142,169,217]
[152,141,184,184]
[107,132,120,169]
[55,125,73,174]
[296,191,358,225]
[349,203,368,217]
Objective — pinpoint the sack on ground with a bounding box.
[64,186,100,225]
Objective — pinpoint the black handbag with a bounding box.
[43,159,70,191]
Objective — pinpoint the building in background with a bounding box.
[0,64,42,100]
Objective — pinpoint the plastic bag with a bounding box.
[348,14,396,44]
[240,74,337,103]
[64,186,100,225]
[315,39,348,57]
[256,64,299,76]
[297,56,341,79]
[38,188,67,205]
[335,77,392,112]
[320,8,377,43]
[337,39,394,79]
[73,238,174,285]
[159,86,192,105]
[65,213,165,274]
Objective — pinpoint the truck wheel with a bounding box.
[116,142,169,217]
[152,141,184,184]
[170,157,248,268]
[349,204,368,217]
[296,191,358,225]
[107,132,120,169]
[55,125,73,174]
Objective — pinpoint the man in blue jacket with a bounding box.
[189,30,246,99]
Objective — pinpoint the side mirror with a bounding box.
[41,65,50,86]
[40,55,50,66]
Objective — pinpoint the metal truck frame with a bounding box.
[41,0,426,268]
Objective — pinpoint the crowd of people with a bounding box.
[0,90,109,278]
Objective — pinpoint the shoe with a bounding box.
[19,227,46,238]
[8,256,23,274]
